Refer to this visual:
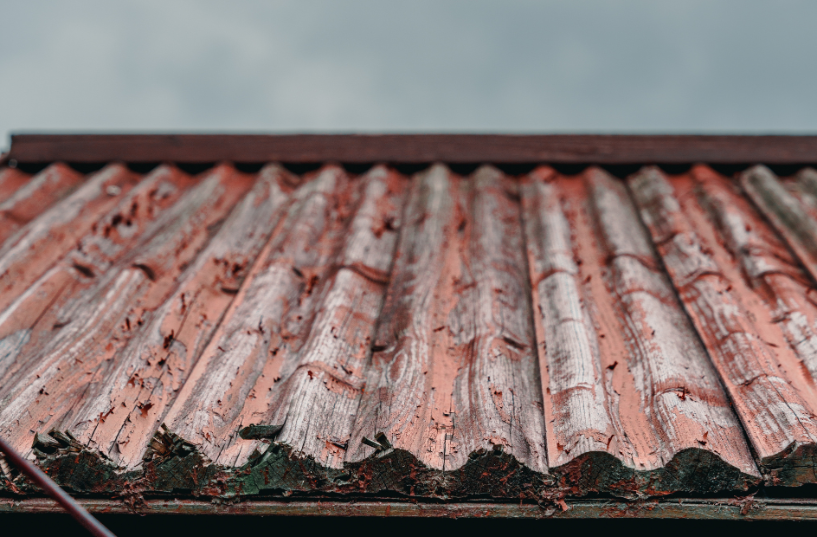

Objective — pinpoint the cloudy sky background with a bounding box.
[2,1,816,149]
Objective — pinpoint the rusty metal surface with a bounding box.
[3,144,817,516]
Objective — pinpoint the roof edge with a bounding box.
[1,497,813,520]
[9,134,817,165]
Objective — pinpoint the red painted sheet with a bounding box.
[1,155,817,502]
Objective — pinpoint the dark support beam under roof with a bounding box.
[2,497,817,520]
[8,134,817,165]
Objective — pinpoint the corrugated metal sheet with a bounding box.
[1,157,817,502]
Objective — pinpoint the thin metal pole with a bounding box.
[0,435,116,537]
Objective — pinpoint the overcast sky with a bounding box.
[2,1,816,150]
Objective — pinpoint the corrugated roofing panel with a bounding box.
[2,145,817,505]
[630,165,817,487]
[523,167,758,496]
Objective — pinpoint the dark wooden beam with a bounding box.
[8,134,817,164]
[1,497,814,520]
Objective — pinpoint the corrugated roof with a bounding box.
[2,136,817,508]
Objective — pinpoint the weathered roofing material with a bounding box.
[525,167,758,496]
[631,165,817,487]
[2,139,817,505]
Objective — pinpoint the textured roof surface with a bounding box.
[2,144,817,503]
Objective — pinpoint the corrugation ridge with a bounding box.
[54,164,296,471]
[629,165,817,487]
[520,169,613,471]
[347,164,456,470]
[0,163,138,315]
[0,167,33,208]
[0,164,192,386]
[248,164,408,471]
[453,165,546,473]
[333,164,550,499]
[740,165,817,285]
[157,164,353,469]
[587,167,757,476]
[520,166,758,497]
[0,164,254,468]
[0,163,84,246]
[794,168,817,213]
[692,165,817,484]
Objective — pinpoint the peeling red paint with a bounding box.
[2,155,817,503]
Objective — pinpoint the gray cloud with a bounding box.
[2,0,816,149]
